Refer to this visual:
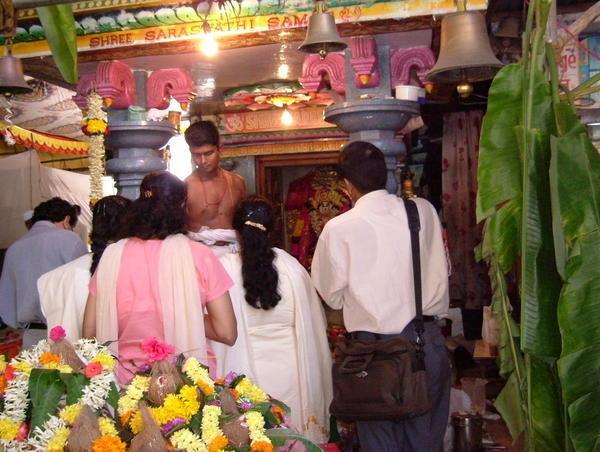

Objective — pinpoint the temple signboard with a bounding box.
[223,107,335,135]
[6,0,486,57]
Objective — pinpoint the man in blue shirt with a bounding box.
[0,197,88,347]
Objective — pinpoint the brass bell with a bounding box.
[0,47,32,95]
[299,0,347,58]
[427,11,502,84]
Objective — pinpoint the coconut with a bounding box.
[66,405,101,452]
[130,402,168,452]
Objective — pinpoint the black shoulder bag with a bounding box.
[329,198,431,421]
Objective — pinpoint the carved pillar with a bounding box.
[74,61,195,199]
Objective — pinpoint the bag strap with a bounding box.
[403,198,425,351]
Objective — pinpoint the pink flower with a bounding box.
[84,362,103,378]
[141,337,176,363]
[49,326,66,342]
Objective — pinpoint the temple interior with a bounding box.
[0,0,599,450]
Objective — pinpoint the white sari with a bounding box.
[211,248,333,444]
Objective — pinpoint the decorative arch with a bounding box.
[298,53,346,94]
[390,47,435,86]
[350,36,380,88]
[95,60,136,109]
[146,68,195,110]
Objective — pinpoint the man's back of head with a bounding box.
[184,120,220,148]
[339,141,387,195]
[31,197,80,229]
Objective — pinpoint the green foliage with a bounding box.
[265,428,322,452]
[36,5,78,84]
[59,373,87,405]
[28,369,64,432]
[477,0,600,450]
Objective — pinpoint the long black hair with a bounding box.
[232,196,281,310]
[90,195,132,275]
[120,171,187,240]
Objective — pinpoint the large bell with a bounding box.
[427,11,502,84]
[0,53,32,95]
[299,0,346,58]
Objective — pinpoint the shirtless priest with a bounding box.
[184,121,246,253]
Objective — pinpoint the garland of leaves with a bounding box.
[82,92,108,204]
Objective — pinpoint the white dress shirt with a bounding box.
[311,190,449,334]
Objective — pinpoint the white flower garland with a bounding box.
[0,339,114,450]
[84,92,108,204]
[75,339,114,410]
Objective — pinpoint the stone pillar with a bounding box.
[104,121,176,199]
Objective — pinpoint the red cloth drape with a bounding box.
[442,111,491,309]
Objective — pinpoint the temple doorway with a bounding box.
[255,151,347,266]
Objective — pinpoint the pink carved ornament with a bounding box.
[146,68,195,110]
[298,52,346,94]
[72,74,97,110]
[390,47,436,86]
[95,60,136,109]
[350,36,380,88]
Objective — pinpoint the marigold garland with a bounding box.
[92,434,127,452]
[59,404,83,425]
[246,411,273,452]
[117,375,150,420]
[235,377,268,403]
[183,357,215,396]
[83,92,108,204]
[201,405,225,447]
[171,428,208,452]
[47,426,69,451]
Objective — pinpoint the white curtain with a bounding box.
[0,150,116,249]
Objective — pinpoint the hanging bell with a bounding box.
[299,0,347,58]
[427,11,502,84]
[0,53,32,95]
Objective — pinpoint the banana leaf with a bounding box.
[550,121,600,450]
[476,63,523,225]
[529,356,565,451]
[518,125,561,358]
[36,5,78,84]
[494,372,526,441]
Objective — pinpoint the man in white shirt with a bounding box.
[312,141,450,452]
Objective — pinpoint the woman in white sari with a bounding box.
[211,196,333,444]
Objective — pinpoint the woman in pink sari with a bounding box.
[83,172,236,382]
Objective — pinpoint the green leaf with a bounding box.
[519,128,562,358]
[107,382,120,411]
[59,372,88,405]
[188,411,202,434]
[530,356,565,451]
[36,5,78,84]
[488,198,522,272]
[28,369,65,432]
[476,63,524,222]
[551,128,600,450]
[265,428,322,452]
[494,372,526,441]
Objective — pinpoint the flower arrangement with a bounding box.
[81,91,109,204]
[0,329,320,451]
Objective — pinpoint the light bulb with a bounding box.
[281,108,293,126]
[277,63,289,79]
[199,35,218,57]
